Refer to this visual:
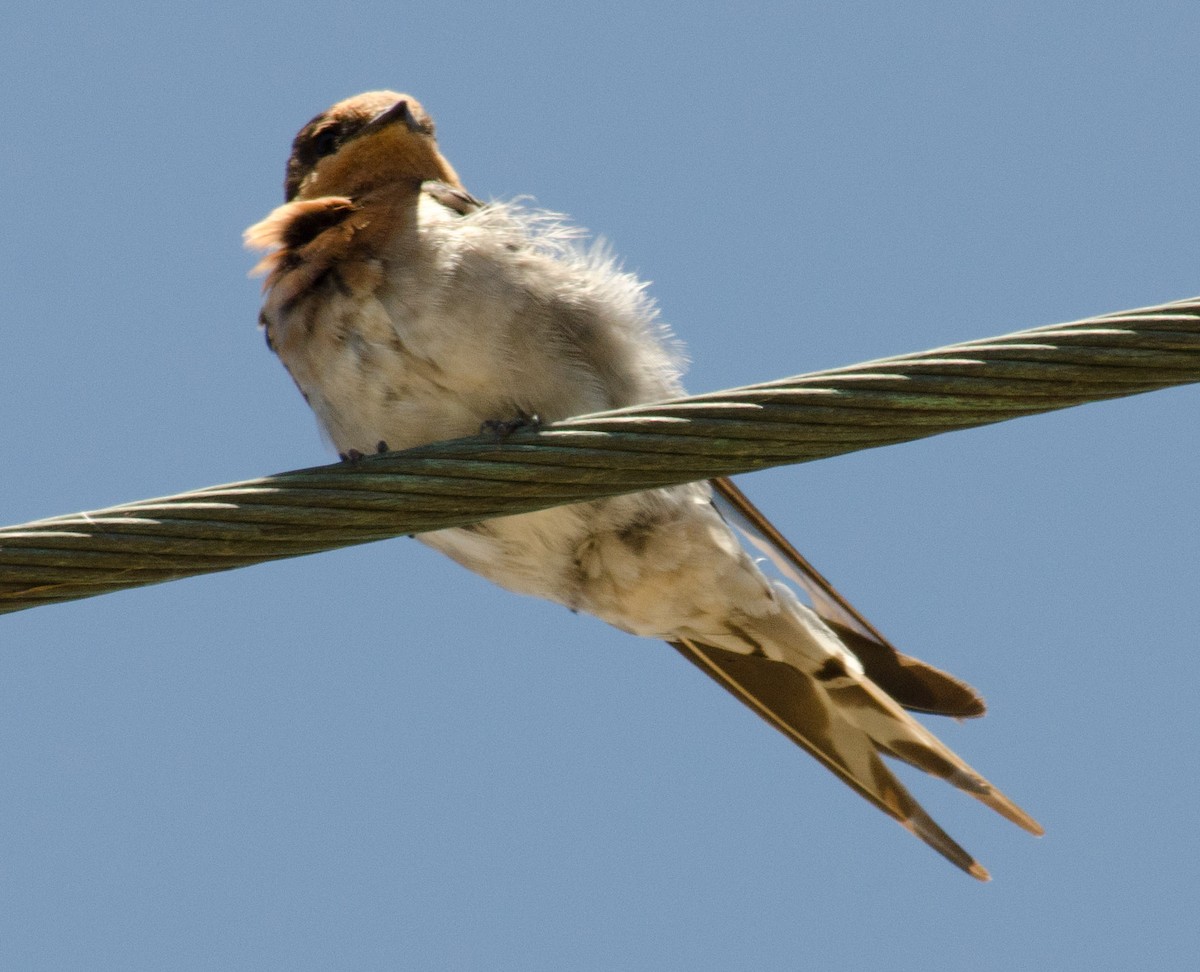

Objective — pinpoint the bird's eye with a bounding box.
[311,127,341,159]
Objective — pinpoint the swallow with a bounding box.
[245,91,1042,879]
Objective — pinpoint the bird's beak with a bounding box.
[362,99,425,136]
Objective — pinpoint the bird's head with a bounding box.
[283,91,461,201]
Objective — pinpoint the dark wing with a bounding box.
[711,477,985,718]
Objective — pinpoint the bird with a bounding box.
[245,90,1042,880]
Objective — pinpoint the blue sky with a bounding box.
[2,2,1198,969]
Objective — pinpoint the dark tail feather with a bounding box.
[671,637,994,879]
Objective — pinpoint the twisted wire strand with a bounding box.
[3,296,1198,615]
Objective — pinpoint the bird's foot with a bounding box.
[480,412,541,441]
[339,440,390,463]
